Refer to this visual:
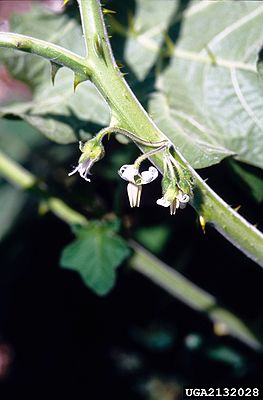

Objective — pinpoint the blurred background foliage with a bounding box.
[0,0,263,397]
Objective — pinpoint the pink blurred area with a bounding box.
[0,342,14,380]
[0,65,32,104]
[0,0,64,105]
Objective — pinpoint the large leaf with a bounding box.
[0,69,110,143]
[0,183,27,241]
[60,222,130,295]
[128,1,263,169]
[0,4,110,143]
[124,0,178,81]
[228,160,263,203]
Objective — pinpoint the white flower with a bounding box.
[68,158,92,182]
[118,164,158,207]
[127,183,142,208]
[157,188,189,215]
[68,137,105,182]
[177,191,190,209]
[119,164,158,185]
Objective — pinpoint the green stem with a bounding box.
[134,144,168,169]
[0,32,91,76]
[96,126,168,147]
[0,150,87,226]
[193,173,263,267]
[78,0,168,153]
[0,150,261,350]
[129,241,262,351]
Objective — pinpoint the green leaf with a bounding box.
[0,5,110,143]
[147,1,263,169]
[229,160,263,203]
[0,68,110,143]
[60,222,130,295]
[0,5,85,89]
[124,0,178,81]
[134,224,171,254]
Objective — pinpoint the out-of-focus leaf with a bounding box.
[0,69,110,143]
[131,325,175,351]
[0,5,110,143]
[124,0,178,81]
[0,119,45,161]
[134,224,171,254]
[148,1,263,169]
[60,222,130,295]
[229,160,263,203]
[0,183,27,241]
[0,4,85,89]
[207,345,245,369]
[0,119,41,240]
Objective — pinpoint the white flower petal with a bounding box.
[68,165,80,176]
[69,159,92,182]
[170,203,176,215]
[119,164,138,183]
[156,197,171,207]
[141,166,158,184]
[178,192,189,203]
[127,183,142,207]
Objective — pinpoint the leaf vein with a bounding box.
[230,67,263,134]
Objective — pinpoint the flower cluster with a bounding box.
[69,132,193,215]
[157,187,190,215]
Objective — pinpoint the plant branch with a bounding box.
[0,150,88,226]
[0,149,261,350]
[0,32,91,77]
[130,241,262,351]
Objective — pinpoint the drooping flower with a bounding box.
[69,137,105,181]
[68,158,93,182]
[157,186,190,215]
[118,164,158,207]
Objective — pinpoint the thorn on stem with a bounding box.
[73,73,87,92]
[50,62,62,86]
[199,215,206,234]
[103,8,116,15]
